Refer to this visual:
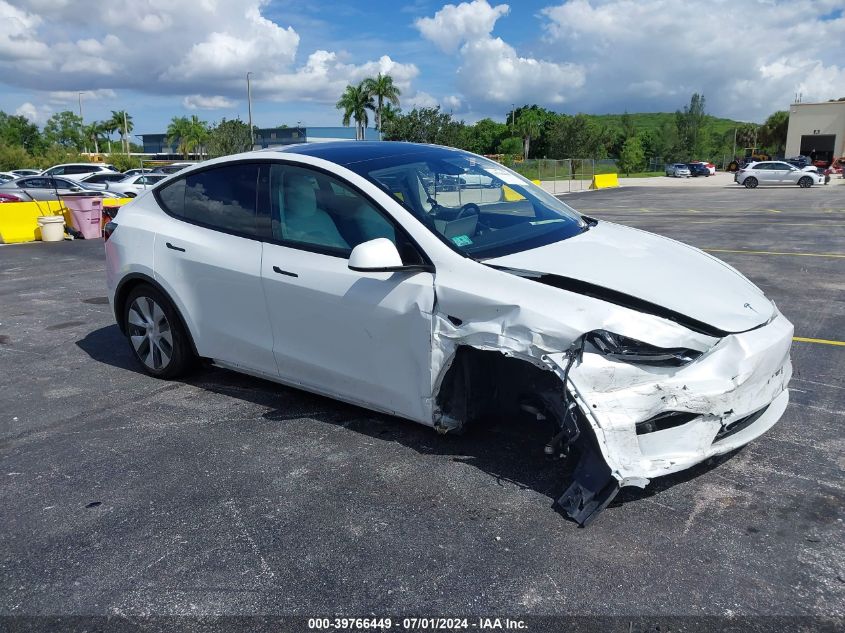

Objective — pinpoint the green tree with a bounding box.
[362,73,401,133]
[675,93,707,159]
[497,137,523,155]
[82,121,109,154]
[108,110,134,153]
[186,115,209,156]
[515,108,546,159]
[759,110,788,156]
[461,118,508,155]
[0,143,33,170]
[0,113,44,153]
[336,83,374,140]
[43,111,83,150]
[546,114,607,158]
[166,116,193,158]
[381,106,462,145]
[207,118,254,158]
[620,110,636,141]
[619,136,645,175]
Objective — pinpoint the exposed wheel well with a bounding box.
[435,346,564,432]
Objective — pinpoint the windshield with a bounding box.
[344,148,586,258]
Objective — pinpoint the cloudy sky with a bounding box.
[1,0,843,133]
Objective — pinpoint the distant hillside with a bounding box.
[582,112,748,136]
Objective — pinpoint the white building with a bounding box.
[785,101,845,165]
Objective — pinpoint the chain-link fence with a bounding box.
[497,158,624,194]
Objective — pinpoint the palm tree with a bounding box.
[362,73,401,134]
[166,116,193,158]
[109,110,133,153]
[515,108,545,159]
[82,122,105,154]
[185,115,209,157]
[336,83,374,140]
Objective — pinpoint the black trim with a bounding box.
[152,157,435,271]
[272,266,298,278]
[348,264,435,273]
[491,266,732,337]
[165,242,185,252]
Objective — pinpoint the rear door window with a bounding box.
[156,163,263,238]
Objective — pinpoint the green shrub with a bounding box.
[107,154,144,172]
[0,143,34,170]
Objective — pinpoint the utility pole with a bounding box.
[732,128,737,158]
[123,110,129,155]
[246,72,254,148]
[78,92,87,154]
[511,103,515,133]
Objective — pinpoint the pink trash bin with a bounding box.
[61,195,103,239]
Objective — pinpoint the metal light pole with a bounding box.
[78,92,88,154]
[511,103,515,133]
[732,128,737,158]
[246,72,254,148]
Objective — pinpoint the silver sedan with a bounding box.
[0,176,122,201]
[105,174,167,197]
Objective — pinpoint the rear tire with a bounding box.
[123,284,194,379]
[798,176,813,188]
[744,177,758,189]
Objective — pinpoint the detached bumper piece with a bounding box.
[556,440,620,527]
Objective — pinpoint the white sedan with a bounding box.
[105,174,167,197]
[104,143,793,526]
[735,161,825,188]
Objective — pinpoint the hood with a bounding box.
[485,221,773,335]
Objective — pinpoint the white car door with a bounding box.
[152,162,277,376]
[260,162,435,422]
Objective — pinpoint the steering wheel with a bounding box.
[455,203,480,219]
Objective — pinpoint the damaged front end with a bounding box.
[430,267,793,527]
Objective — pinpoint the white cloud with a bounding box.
[415,0,509,53]
[183,94,238,110]
[260,52,418,103]
[443,95,462,110]
[405,91,439,109]
[1,1,419,113]
[48,89,117,103]
[540,0,845,120]
[416,0,585,109]
[15,101,51,123]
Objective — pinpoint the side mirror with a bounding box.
[70,186,81,192]
[348,238,404,272]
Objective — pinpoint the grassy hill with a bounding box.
[583,112,748,136]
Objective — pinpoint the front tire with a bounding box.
[124,284,194,378]
[798,176,813,188]
[744,177,758,189]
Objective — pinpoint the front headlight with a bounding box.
[586,330,703,367]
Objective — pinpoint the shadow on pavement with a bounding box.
[76,324,739,524]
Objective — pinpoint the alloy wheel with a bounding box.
[127,296,173,370]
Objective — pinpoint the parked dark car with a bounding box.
[686,163,710,177]
[785,156,812,169]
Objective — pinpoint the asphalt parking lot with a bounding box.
[1,184,843,624]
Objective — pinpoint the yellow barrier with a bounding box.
[589,173,619,190]
[0,198,133,244]
[502,179,542,201]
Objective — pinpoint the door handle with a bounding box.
[166,242,186,252]
[272,266,298,278]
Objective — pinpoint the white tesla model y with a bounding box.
[105,142,793,525]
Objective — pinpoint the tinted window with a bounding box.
[19,178,49,188]
[268,163,421,263]
[45,167,64,175]
[158,164,261,237]
[65,165,91,174]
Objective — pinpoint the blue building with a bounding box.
[140,126,380,157]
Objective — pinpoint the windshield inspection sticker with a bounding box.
[485,166,524,185]
[451,235,473,246]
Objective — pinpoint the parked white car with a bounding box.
[665,163,691,177]
[735,161,825,188]
[106,174,167,197]
[42,163,119,182]
[105,142,793,526]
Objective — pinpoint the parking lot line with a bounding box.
[704,248,845,259]
[792,336,845,347]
